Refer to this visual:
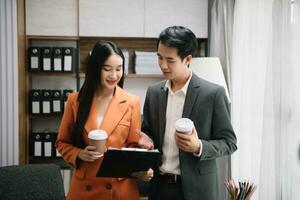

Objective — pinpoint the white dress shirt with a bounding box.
[159,71,193,175]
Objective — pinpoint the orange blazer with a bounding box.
[56,86,141,200]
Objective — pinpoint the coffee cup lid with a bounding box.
[175,118,194,132]
[88,129,107,140]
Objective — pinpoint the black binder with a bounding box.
[52,47,63,71]
[43,131,53,158]
[28,47,41,72]
[62,47,75,72]
[32,132,43,157]
[97,147,160,178]
[29,89,41,114]
[41,90,52,114]
[51,90,62,114]
[41,47,52,72]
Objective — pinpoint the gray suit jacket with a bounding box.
[142,73,237,200]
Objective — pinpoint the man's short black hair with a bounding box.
[158,26,198,59]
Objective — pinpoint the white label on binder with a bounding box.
[64,56,72,71]
[53,100,61,112]
[43,58,51,71]
[42,101,50,113]
[32,101,40,114]
[54,58,62,71]
[64,101,67,110]
[34,141,42,156]
[31,57,39,69]
[56,149,62,157]
[44,141,52,157]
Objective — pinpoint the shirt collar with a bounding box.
[164,70,192,95]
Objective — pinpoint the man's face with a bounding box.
[157,42,190,81]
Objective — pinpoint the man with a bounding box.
[141,26,237,200]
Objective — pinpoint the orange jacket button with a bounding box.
[86,185,92,191]
[105,183,112,190]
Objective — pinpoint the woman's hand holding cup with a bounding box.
[78,129,108,162]
[78,145,101,162]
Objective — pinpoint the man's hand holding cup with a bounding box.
[174,118,201,154]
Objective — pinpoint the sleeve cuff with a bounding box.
[193,139,202,157]
[72,148,81,168]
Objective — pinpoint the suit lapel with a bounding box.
[84,86,128,136]
[158,85,168,151]
[182,74,200,118]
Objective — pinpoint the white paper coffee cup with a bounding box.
[88,129,108,158]
[175,118,194,134]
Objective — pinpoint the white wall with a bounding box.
[124,77,163,112]
[79,0,144,37]
[144,0,208,38]
[26,0,78,36]
[26,0,208,38]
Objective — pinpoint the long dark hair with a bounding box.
[71,41,125,148]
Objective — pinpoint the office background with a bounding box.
[1,0,300,199]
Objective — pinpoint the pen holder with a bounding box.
[225,179,257,200]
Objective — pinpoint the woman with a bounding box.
[56,41,150,200]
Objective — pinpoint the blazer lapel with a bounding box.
[158,85,168,150]
[100,87,128,136]
[182,74,200,118]
[84,86,128,136]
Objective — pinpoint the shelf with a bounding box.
[29,113,63,118]
[29,71,76,76]
[27,35,79,41]
[79,72,164,79]
[29,157,73,169]
[126,74,164,78]
[23,37,80,167]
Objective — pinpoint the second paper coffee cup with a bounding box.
[88,129,108,158]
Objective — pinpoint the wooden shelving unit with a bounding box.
[22,36,79,166]
[79,37,207,74]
